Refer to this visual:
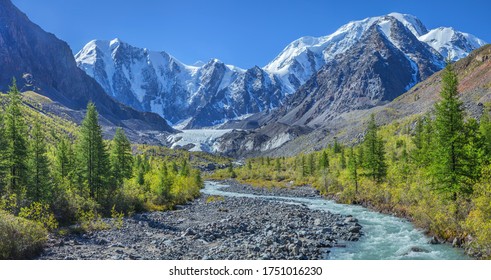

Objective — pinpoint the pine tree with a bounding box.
[340,148,347,169]
[431,63,472,198]
[228,161,236,178]
[0,111,7,194]
[479,105,491,163]
[412,117,425,161]
[157,164,172,201]
[275,158,281,172]
[363,114,386,182]
[462,119,481,186]
[109,128,133,188]
[348,147,359,195]
[4,80,29,196]
[301,155,307,177]
[136,166,145,186]
[55,135,74,182]
[333,137,342,153]
[75,102,110,201]
[412,115,434,167]
[308,154,315,175]
[319,150,330,193]
[319,150,329,170]
[27,117,52,202]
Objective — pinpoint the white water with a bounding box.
[202,181,468,260]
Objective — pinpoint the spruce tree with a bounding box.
[4,80,29,195]
[363,114,386,182]
[462,119,481,186]
[158,164,172,201]
[333,137,341,153]
[412,115,434,167]
[319,150,329,170]
[275,158,281,172]
[75,102,110,201]
[301,155,306,177]
[227,161,236,178]
[27,117,52,202]
[340,148,347,169]
[431,63,472,198]
[55,135,74,181]
[0,111,7,194]
[412,116,425,164]
[308,154,315,175]
[109,128,133,188]
[348,147,359,195]
[479,105,491,163]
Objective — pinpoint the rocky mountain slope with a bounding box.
[76,13,485,130]
[216,44,491,157]
[0,0,174,135]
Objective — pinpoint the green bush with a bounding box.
[0,210,47,259]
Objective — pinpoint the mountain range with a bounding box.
[76,13,485,129]
[0,0,174,139]
[1,0,488,155]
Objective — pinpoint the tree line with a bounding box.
[0,80,203,230]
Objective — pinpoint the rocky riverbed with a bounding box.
[38,181,362,260]
[217,179,321,198]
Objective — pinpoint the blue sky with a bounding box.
[12,0,491,69]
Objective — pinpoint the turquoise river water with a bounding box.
[202,181,468,260]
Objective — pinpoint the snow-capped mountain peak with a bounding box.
[75,39,283,128]
[263,13,485,91]
[75,14,486,129]
[263,13,436,91]
[387,12,428,37]
[419,27,487,61]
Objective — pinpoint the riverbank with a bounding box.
[38,181,362,260]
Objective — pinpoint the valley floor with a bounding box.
[38,181,360,260]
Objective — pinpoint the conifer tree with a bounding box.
[363,114,386,182]
[412,115,434,167]
[319,150,329,170]
[228,161,236,178]
[75,102,110,201]
[308,154,315,174]
[340,148,347,169]
[55,135,74,182]
[412,117,425,163]
[348,147,359,194]
[0,111,7,194]
[333,137,342,153]
[318,150,330,193]
[4,80,29,195]
[136,166,145,186]
[158,164,172,201]
[27,117,52,202]
[109,128,133,187]
[431,63,472,198]
[301,155,306,177]
[275,158,281,172]
[479,105,491,163]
